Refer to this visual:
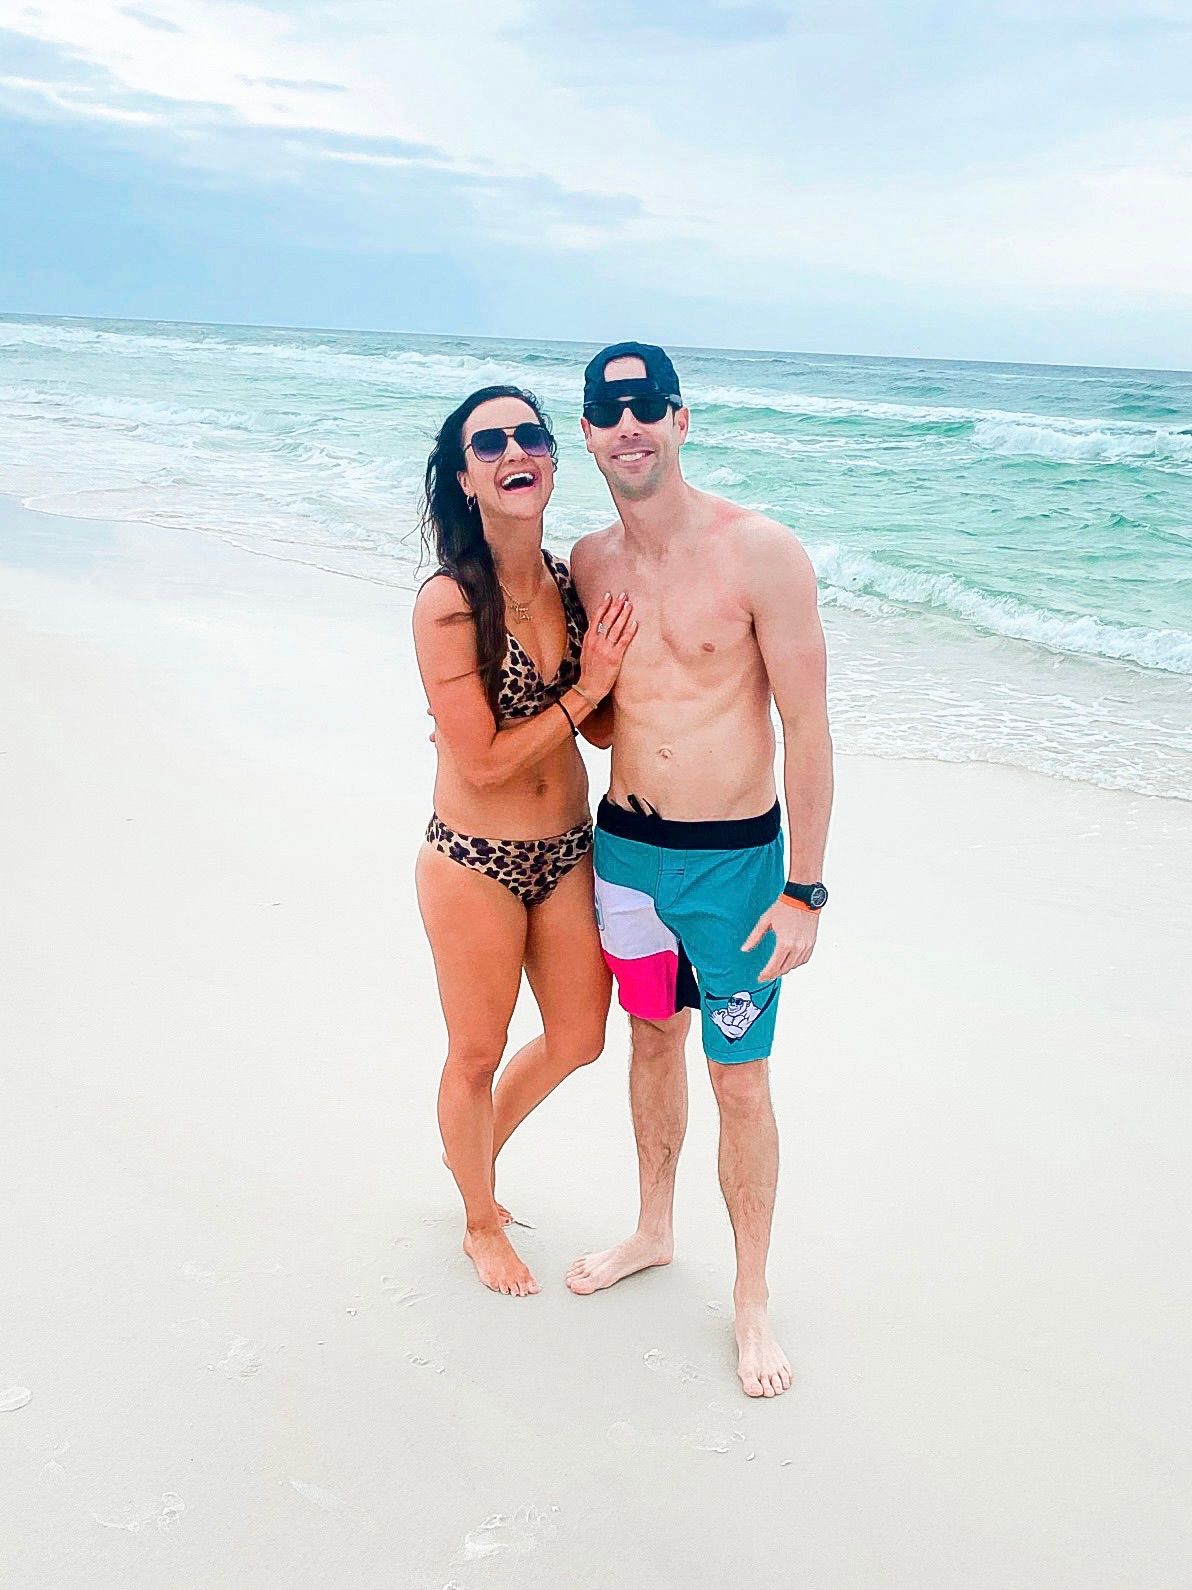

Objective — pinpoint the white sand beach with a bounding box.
[2,497,1190,1589]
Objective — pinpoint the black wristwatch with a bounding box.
[782,881,828,911]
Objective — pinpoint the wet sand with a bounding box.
[2,499,1190,1588]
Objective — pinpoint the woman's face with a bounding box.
[458,396,555,525]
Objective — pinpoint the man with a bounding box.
[566,341,833,1400]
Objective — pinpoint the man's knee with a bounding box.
[709,1056,771,1114]
[630,1009,690,1064]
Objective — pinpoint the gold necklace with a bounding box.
[498,564,545,625]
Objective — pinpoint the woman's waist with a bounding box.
[431,761,591,840]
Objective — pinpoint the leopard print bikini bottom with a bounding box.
[425,814,594,908]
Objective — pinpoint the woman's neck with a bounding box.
[486,523,545,594]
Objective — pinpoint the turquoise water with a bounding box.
[2,313,1189,797]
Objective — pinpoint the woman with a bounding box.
[414,385,635,1298]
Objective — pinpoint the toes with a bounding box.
[741,1373,764,1398]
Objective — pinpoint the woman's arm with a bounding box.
[578,698,614,750]
[414,577,631,788]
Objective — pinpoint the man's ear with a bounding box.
[580,416,594,455]
[675,407,690,446]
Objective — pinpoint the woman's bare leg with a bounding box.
[415,844,538,1296]
[490,854,611,1159]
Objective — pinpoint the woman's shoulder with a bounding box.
[413,571,472,638]
[416,568,468,607]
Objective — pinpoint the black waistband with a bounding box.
[596,797,781,851]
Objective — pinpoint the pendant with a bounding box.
[509,600,531,624]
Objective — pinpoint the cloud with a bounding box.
[514,0,794,46]
[121,6,184,32]
[237,75,347,93]
[0,0,1188,345]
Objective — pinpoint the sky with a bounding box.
[0,0,1190,367]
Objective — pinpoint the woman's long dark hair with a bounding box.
[420,385,558,719]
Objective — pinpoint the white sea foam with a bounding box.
[811,543,1192,674]
[972,418,1192,466]
[0,385,265,431]
[700,464,745,486]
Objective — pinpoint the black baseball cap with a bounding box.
[583,340,682,409]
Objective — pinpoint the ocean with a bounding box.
[2,313,1189,800]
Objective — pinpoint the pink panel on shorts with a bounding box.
[602,949,678,1022]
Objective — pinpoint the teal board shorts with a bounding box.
[593,797,786,1065]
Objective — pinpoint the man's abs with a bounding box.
[608,655,777,822]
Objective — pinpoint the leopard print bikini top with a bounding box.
[497,550,587,722]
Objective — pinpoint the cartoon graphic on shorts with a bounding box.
[705,986,778,1044]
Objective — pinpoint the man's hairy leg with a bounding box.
[566,1010,689,1294]
[709,1057,792,1397]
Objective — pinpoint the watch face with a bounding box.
[810,884,828,909]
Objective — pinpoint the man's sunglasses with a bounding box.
[464,422,554,463]
[584,395,676,429]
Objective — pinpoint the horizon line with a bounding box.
[2,306,1190,381]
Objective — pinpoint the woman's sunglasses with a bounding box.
[464,422,554,463]
[584,396,675,429]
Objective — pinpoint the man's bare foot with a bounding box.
[565,1231,673,1295]
[734,1302,792,1398]
[462,1227,540,1296]
[442,1152,512,1224]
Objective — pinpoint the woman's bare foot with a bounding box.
[442,1152,512,1224]
[462,1227,539,1296]
[734,1302,792,1398]
[565,1231,673,1295]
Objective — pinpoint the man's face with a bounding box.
[581,356,689,502]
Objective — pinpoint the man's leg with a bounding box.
[566,1009,690,1294]
[707,1057,792,1397]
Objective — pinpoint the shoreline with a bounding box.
[3,489,1187,806]
[2,501,1191,1587]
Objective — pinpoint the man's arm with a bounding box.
[740,520,834,979]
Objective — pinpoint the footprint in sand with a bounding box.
[406,1352,445,1374]
[643,1348,701,1383]
[0,1386,32,1412]
[170,1319,263,1377]
[682,1399,747,1455]
[93,1493,185,1533]
[209,1335,263,1378]
[455,1505,559,1563]
[381,1277,429,1309]
[289,1479,343,1510]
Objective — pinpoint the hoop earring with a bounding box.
[465,492,476,510]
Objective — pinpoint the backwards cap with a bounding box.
[583,340,682,408]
